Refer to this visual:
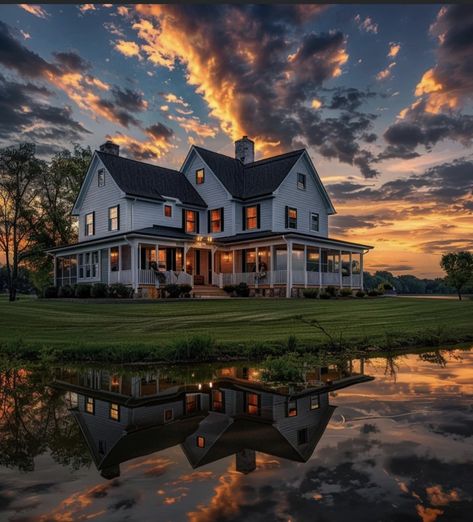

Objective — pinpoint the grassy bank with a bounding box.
[0,296,472,362]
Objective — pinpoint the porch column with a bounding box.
[304,244,308,288]
[318,247,322,287]
[232,249,236,285]
[360,252,364,290]
[339,249,343,288]
[131,241,139,293]
[155,243,159,287]
[269,245,274,288]
[286,241,293,298]
[349,252,353,289]
[53,256,57,287]
[255,246,259,289]
[109,247,113,284]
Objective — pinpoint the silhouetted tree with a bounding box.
[440,252,473,300]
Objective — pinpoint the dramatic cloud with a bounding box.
[19,4,48,19]
[354,14,378,34]
[114,39,142,59]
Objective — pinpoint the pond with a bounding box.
[0,348,472,521]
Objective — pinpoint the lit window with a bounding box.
[297,428,308,445]
[212,389,224,412]
[108,205,119,231]
[210,208,223,233]
[85,212,94,236]
[109,403,120,421]
[310,212,319,232]
[286,207,297,229]
[196,168,205,184]
[98,169,105,187]
[85,397,95,415]
[297,173,306,190]
[310,395,320,410]
[244,206,258,230]
[186,394,200,414]
[246,392,260,416]
[164,409,174,422]
[164,204,172,218]
[184,210,198,233]
[110,247,119,272]
[288,400,297,417]
[196,436,205,448]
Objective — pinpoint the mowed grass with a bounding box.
[1,295,473,351]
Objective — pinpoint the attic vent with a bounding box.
[100,140,119,156]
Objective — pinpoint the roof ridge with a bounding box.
[244,149,305,169]
[96,150,182,175]
[193,145,243,164]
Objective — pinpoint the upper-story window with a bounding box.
[209,208,224,233]
[297,173,306,190]
[243,205,260,231]
[196,168,205,184]
[287,399,298,417]
[184,209,199,233]
[211,389,224,412]
[286,207,297,229]
[98,169,105,187]
[108,205,119,231]
[109,403,120,421]
[246,392,260,416]
[85,212,95,236]
[310,212,319,232]
[85,397,95,415]
[164,204,172,218]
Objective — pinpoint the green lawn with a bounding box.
[1,296,472,353]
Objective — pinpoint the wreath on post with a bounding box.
[255,262,267,280]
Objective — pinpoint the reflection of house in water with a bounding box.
[52,361,373,479]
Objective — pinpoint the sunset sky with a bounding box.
[1,4,472,277]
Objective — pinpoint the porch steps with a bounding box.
[192,285,229,298]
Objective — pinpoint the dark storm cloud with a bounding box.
[95,98,141,128]
[146,122,174,141]
[52,51,91,72]
[110,86,147,113]
[136,4,379,177]
[0,74,90,145]
[327,158,473,206]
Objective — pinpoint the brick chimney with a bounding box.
[99,140,119,156]
[235,136,254,164]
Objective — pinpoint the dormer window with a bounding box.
[243,205,260,231]
[98,169,105,187]
[196,168,205,184]
[297,173,306,190]
[85,212,95,236]
[164,204,172,218]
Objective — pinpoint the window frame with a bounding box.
[245,392,261,416]
[310,212,319,232]
[310,395,320,410]
[287,399,298,417]
[196,435,205,448]
[164,204,172,218]
[97,169,105,187]
[244,205,259,231]
[286,207,297,229]
[85,397,95,415]
[164,408,174,423]
[184,209,199,234]
[297,428,308,445]
[109,402,120,421]
[211,389,224,412]
[297,173,306,190]
[108,205,119,231]
[195,168,205,185]
[209,208,223,233]
[85,212,95,236]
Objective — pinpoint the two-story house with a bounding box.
[49,137,373,297]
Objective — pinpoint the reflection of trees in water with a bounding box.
[418,350,463,368]
[0,367,91,472]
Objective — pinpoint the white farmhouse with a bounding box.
[49,137,372,297]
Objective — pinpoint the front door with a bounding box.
[191,249,210,285]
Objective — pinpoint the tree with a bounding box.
[440,251,473,300]
[0,144,44,301]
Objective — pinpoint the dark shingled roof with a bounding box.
[193,146,305,200]
[97,151,207,207]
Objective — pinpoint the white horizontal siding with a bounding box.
[78,161,128,242]
[272,155,329,237]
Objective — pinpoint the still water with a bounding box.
[0,349,472,521]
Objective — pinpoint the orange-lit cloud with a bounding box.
[114,39,142,60]
[388,42,401,58]
[19,4,48,18]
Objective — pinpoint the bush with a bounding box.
[326,285,338,297]
[43,286,58,298]
[165,283,181,298]
[367,289,379,297]
[356,290,366,298]
[57,285,74,298]
[381,282,393,291]
[75,284,91,298]
[302,289,319,299]
[319,291,331,299]
[108,283,133,299]
[179,284,192,297]
[340,288,353,297]
[91,282,108,298]
[235,282,250,297]
[223,284,236,295]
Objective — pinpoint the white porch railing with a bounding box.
[109,270,132,284]
[321,273,340,286]
[292,270,305,285]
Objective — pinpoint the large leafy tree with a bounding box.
[440,251,473,300]
[0,144,44,301]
